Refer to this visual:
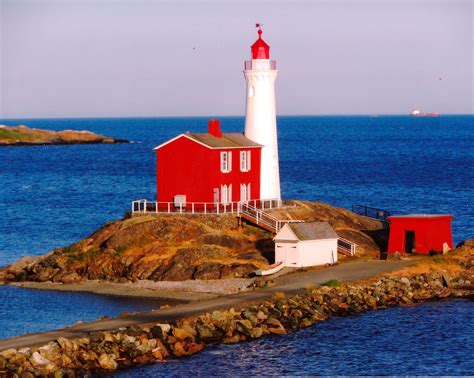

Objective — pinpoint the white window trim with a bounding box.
[220,151,232,173]
[240,150,251,172]
[221,184,228,204]
[240,183,247,201]
[220,184,232,204]
[247,182,251,200]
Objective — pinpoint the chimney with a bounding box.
[208,119,222,138]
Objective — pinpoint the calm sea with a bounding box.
[0,115,473,374]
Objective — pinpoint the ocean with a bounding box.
[0,115,473,374]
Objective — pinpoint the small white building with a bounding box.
[273,222,338,267]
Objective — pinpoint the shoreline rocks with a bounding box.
[1,271,472,376]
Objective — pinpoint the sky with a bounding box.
[0,0,472,118]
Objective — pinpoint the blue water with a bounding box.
[0,115,473,373]
[0,286,170,339]
[113,299,474,376]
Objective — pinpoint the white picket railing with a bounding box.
[131,198,282,215]
[337,237,357,256]
[239,202,303,233]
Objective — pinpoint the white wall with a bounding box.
[275,238,338,267]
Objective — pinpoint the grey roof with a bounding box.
[288,222,338,241]
[188,132,262,149]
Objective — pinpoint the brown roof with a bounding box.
[187,132,262,149]
[288,222,338,241]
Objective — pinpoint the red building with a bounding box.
[154,120,262,208]
[387,214,453,255]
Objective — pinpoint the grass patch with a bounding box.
[114,244,127,257]
[62,244,80,254]
[320,279,341,287]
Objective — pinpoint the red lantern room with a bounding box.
[387,214,454,255]
[251,25,270,59]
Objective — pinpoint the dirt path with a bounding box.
[0,259,413,351]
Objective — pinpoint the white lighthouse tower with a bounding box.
[243,26,281,201]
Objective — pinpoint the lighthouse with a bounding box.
[243,26,281,201]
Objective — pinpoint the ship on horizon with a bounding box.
[410,108,440,117]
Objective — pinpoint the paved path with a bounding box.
[0,259,414,351]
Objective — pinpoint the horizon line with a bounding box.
[1,113,473,121]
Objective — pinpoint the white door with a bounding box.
[275,244,285,264]
[286,244,298,266]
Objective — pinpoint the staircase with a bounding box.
[238,202,302,233]
[239,202,358,256]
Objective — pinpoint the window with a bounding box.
[220,151,232,173]
[240,183,250,201]
[240,150,251,172]
[240,183,247,201]
[221,185,228,204]
[220,184,232,204]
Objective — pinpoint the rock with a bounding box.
[29,351,51,366]
[193,263,224,280]
[61,272,82,284]
[441,272,452,288]
[150,324,170,340]
[211,311,226,323]
[249,327,264,339]
[38,342,61,361]
[400,277,411,286]
[103,332,115,343]
[172,342,204,357]
[98,353,118,370]
[172,325,196,341]
[0,348,17,359]
[243,309,259,326]
[236,319,253,336]
[266,317,287,334]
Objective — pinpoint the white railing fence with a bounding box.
[337,237,357,256]
[131,198,282,215]
[239,202,303,233]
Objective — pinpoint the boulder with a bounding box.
[29,351,51,366]
[98,353,118,370]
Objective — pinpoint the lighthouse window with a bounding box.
[220,151,232,173]
[240,150,251,172]
[248,86,254,98]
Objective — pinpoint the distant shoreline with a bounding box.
[0,125,129,146]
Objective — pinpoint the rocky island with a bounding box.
[0,125,128,146]
[0,201,387,296]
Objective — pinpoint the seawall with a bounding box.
[1,270,472,376]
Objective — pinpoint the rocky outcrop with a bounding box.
[0,214,271,283]
[0,125,128,146]
[1,268,472,376]
[0,201,392,284]
[268,200,388,257]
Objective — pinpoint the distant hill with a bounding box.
[0,125,128,146]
